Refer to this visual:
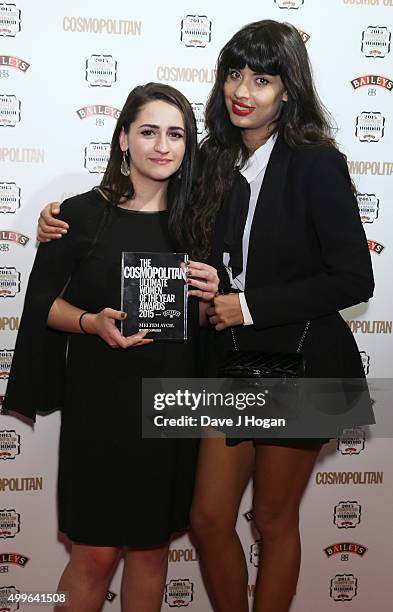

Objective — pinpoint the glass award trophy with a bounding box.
[121,252,188,340]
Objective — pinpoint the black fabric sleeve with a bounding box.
[244,147,374,330]
[4,196,96,420]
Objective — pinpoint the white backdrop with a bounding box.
[1,1,392,610]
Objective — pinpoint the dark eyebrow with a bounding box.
[138,123,185,131]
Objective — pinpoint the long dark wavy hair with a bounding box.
[100,82,198,249]
[187,20,337,260]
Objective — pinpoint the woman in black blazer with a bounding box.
[187,21,374,612]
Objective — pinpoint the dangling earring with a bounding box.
[176,166,183,180]
[120,150,130,177]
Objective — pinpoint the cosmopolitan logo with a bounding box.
[0,317,19,330]
[0,430,20,460]
[181,15,212,47]
[348,159,393,175]
[168,548,198,562]
[324,542,367,557]
[0,509,20,539]
[0,55,29,72]
[0,230,29,245]
[362,26,391,57]
[0,552,29,567]
[351,74,393,90]
[157,65,216,83]
[63,16,142,36]
[357,193,379,222]
[344,0,393,5]
[84,142,110,174]
[0,94,21,127]
[0,477,43,491]
[347,319,391,333]
[330,574,358,602]
[274,0,304,8]
[0,267,21,298]
[76,105,120,120]
[0,147,44,163]
[315,471,383,485]
[0,182,20,213]
[367,239,385,254]
[86,54,117,87]
[0,3,21,37]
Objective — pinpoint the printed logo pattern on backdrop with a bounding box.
[0,2,392,611]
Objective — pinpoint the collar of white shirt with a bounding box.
[239,132,277,184]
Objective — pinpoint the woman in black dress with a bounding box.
[5,83,218,612]
[186,21,374,612]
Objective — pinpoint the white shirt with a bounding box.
[223,133,277,325]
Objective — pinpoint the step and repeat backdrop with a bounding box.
[1,1,392,610]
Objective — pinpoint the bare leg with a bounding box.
[252,444,321,612]
[55,543,120,612]
[190,434,254,612]
[120,543,170,612]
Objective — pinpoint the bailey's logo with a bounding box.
[76,105,120,120]
[0,3,21,37]
[357,193,379,223]
[324,542,367,558]
[362,27,391,58]
[0,552,29,567]
[0,94,21,127]
[337,427,365,455]
[367,239,384,254]
[181,15,211,47]
[0,430,20,460]
[355,111,385,142]
[296,28,310,43]
[0,586,20,612]
[0,230,29,246]
[330,574,358,602]
[84,142,110,174]
[0,348,13,379]
[0,267,20,298]
[191,102,205,135]
[0,509,20,538]
[0,55,29,72]
[86,54,117,87]
[165,578,194,607]
[334,501,362,529]
[360,351,370,375]
[274,0,304,8]
[0,182,20,213]
[250,540,261,568]
[351,74,393,91]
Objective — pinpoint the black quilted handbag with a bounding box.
[219,322,310,380]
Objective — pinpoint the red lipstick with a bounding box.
[231,99,255,116]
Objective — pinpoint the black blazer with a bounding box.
[211,135,374,331]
